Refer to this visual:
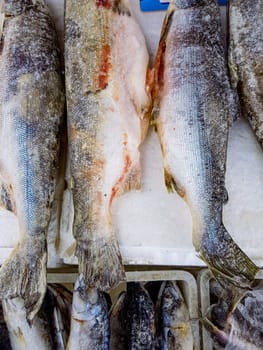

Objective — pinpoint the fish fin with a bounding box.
[151,3,175,125]
[164,169,185,197]
[0,237,47,324]
[197,225,258,288]
[0,177,16,213]
[75,236,125,292]
[110,162,141,207]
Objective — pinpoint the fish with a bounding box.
[65,0,151,292]
[204,289,263,350]
[109,291,128,350]
[0,0,64,322]
[152,0,258,287]
[228,0,263,148]
[0,302,12,350]
[66,275,110,350]
[2,294,55,350]
[125,282,155,350]
[156,281,193,350]
[48,284,73,350]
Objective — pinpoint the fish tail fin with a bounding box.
[0,239,47,323]
[198,225,258,288]
[75,236,125,292]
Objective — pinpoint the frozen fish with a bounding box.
[156,281,193,350]
[228,0,263,148]
[152,0,258,287]
[65,0,151,291]
[0,0,64,321]
[66,276,110,350]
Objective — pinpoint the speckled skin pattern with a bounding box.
[153,0,258,287]
[67,277,110,350]
[65,0,150,292]
[0,0,64,322]
[156,281,193,350]
[228,0,263,149]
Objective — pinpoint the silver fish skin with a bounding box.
[0,302,12,350]
[156,281,193,350]
[153,0,258,287]
[2,296,55,350]
[228,0,263,148]
[65,0,151,292]
[66,276,110,350]
[126,282,155,350]
[0,0,64,322]
[109,291,128,350]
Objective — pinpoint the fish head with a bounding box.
[1,0,45,16]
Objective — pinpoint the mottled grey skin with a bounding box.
[126,283,155,350]
[156,281,193,350]
[228,0,263,148]
[153,0,258,288]
[0,0,64,322]
[66,277,110,350]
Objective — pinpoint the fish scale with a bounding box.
[153,0,258,287]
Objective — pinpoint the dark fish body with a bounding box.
[110,292,128,350]
[126,283,155,350]
[48,284,73,350]
[65,0,151,292]
[228,0,263,148]
[153,0,258,287]
[0,302,12,350]
[156,281,193,350]
[0,0,64,322]
[66,276,110,350]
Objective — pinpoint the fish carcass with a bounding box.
[156,281,193,350]
[228,0,263,148]
[0,0,64,322]
[65,0,151,292]
[66,276,110,350]
[152,0,258,287]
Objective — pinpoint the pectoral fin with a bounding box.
[164,169,185,198]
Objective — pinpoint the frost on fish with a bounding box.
[0,0,64,322]
[156,281,193,350]
[66,276,110,350]
[153,0,258,287]
[3,295,55,350]
[228,0,263,148]
[65,0,151,292]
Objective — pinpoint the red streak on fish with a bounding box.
[96,0,111,9]
[110,153,132,207]
[98,44,111,89]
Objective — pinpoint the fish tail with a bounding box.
[198,225,258,288]
[75,237,126,292]
[0,238,47,323]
